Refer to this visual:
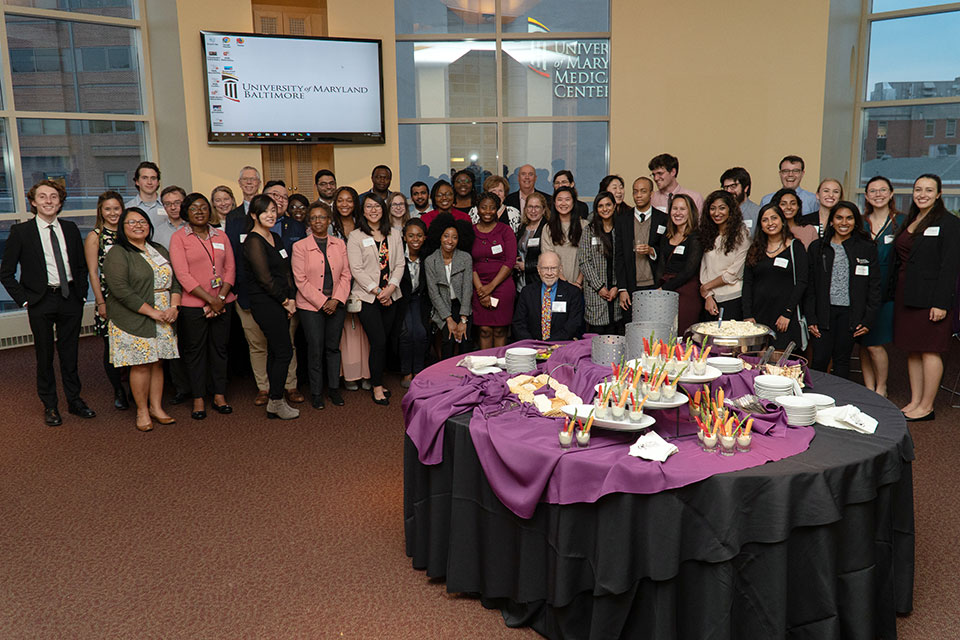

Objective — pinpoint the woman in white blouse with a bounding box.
[699,190,750,320]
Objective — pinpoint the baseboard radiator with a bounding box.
[0,304,99,350]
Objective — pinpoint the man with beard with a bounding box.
[720,166,760,230]
[408,181,430,218]
[313,169,337,208]
[360,165,392,204]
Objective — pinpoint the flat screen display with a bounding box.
[201,31,384,144]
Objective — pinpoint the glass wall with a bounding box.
[857,3,960,208]
[0,2,152,313]
[395,0,610,204]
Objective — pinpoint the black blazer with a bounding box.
[399,257,431,332]
[0,217,88,307]
[805,235,880,332]
[505,189,552,212]
[512,279,584,341]
[887,211,960,310]
[516,218,548,288]
[614,207,669,293]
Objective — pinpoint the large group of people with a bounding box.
[3,153,959,430]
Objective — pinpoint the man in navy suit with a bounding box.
[0,180,95,426]
[512,251,584,341]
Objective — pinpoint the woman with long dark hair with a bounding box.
[331,185,370,392]
[169,193,236,419]
[102,207,181,431]
[84,190,128,410]
[541,186,584,287]
[346,193,405,405]
[770,188,818,248]
[742,203,809,350]
[599,174,631,218]
[892,174,960,421]
[243,194,300,419]
[655,193,703,334]
[805,201,879,379]
[578,191,622,334]
[699,190,750,319]
[332,186,360,240]
[858,176,903,397]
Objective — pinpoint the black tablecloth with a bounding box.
[403,371,915,640]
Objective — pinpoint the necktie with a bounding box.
[638,212,646,223]
[541,286,552,340]
[48,224,70,299]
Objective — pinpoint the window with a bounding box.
[395,0,610,201]
[854,3,960,210]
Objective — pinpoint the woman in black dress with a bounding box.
[805,202,880,379]
[742,203,809,350]
[655,193,703,334]
[892,174,960,421]
[243,194,299,420]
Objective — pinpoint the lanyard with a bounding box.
[192,230,218,277]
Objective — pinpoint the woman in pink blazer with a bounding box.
[292,202,353,409]
[346,193,404,405]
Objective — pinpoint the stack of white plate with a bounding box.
[504,347,538,374]
[754,374,795,401]
[801,392,836,411]
[775,395,818,426]
[706,356,743,374]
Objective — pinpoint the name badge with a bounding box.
[855,264,869,276]
[552,300,567,313]
[239,234,248,243]
[773,257,789,269]
[884,235,894,244]
[656,225,666,235]
[744,219,754,229]
[103,244,113,253]
[491,244,503,254]
[362,237,375,247]
[153,255,169,267]
[489,296,499,308]
[527,237,540,248]
[210,275,223,288]
[674,244,685,255]
[212,242,225,250]
[591,236,600,246]
[279,249,288,259]
[924,226,940,237]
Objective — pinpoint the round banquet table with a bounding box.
[403,368,914,640]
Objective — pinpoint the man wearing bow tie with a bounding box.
[0,180,96,426]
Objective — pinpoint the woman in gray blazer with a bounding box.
[425,213,474,358]
[346,193,404,405]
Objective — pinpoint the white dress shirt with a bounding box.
[35,216,73,287]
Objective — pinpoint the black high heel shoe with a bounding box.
[371,389,389,406]
[212,402,233,414]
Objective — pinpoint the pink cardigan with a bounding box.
[169,225,236,307]
[291,234,352,312]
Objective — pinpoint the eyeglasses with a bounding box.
[539,265,560,272]
[162,200,182,209]
[721,183,739,191]
[125,219,149,227]
[867,188,890,195]
[390,202,406,208]
[779,169,803,175]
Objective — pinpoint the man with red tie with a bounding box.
[1,180,96,426]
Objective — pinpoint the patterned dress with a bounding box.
[109,244,180,366]
[94,227,118,337]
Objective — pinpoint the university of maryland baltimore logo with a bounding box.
[222,71,240,102]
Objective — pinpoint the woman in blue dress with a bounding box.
[860,176,904,397]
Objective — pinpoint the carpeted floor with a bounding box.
[0,338,957,638]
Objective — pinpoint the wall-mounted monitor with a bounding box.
[200,31,384,145]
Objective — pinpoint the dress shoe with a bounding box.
[285,388,305,403]
[150,412,176,425]
[371,389,389,406]
[114,388,130,410]
[191,410,207,420]
[383,388,392,398]
[67,400,96,419]
[170,391,190,405]
[266,398,300,419]
[312,394,325,409]
[44,407,63,427]
[212,402,233,414]
[328,388,345,406]
[344,380,359,391]
[136,418,154,432]
[905,411,935,422]
[254,390,270,406]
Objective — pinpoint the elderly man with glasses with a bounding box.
[511,251,584,341]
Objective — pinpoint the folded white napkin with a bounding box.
[628,431,679,463]
[815,405,878,434]
[457,355,501,375]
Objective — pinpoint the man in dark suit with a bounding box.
[615,176,669,313]
[0,180,96,425]
[512,251,584,341]
[505,164,552,217]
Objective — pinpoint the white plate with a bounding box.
[471,366,503,375]
[505,347,538,357]
[800,392,835,407]
[775,395,817,409]
[561,403,657,432]
[755,374,795,389]
[593,383,689,411]
[707,356,742,368]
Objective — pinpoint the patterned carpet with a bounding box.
[0,337,956,638]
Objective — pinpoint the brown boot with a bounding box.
[285,388,305,403]
[254,390,269,406]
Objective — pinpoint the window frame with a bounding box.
[0,1,156,223]
[394,0,611,197]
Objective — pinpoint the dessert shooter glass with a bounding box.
[628,403,645,423]
[736,433,752,452]
[661,382,676,400]
[575,429,591,448]
[702,433,718,453]
[559,429,573,449]
[693,359,707,376]
[719,434,736,456]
